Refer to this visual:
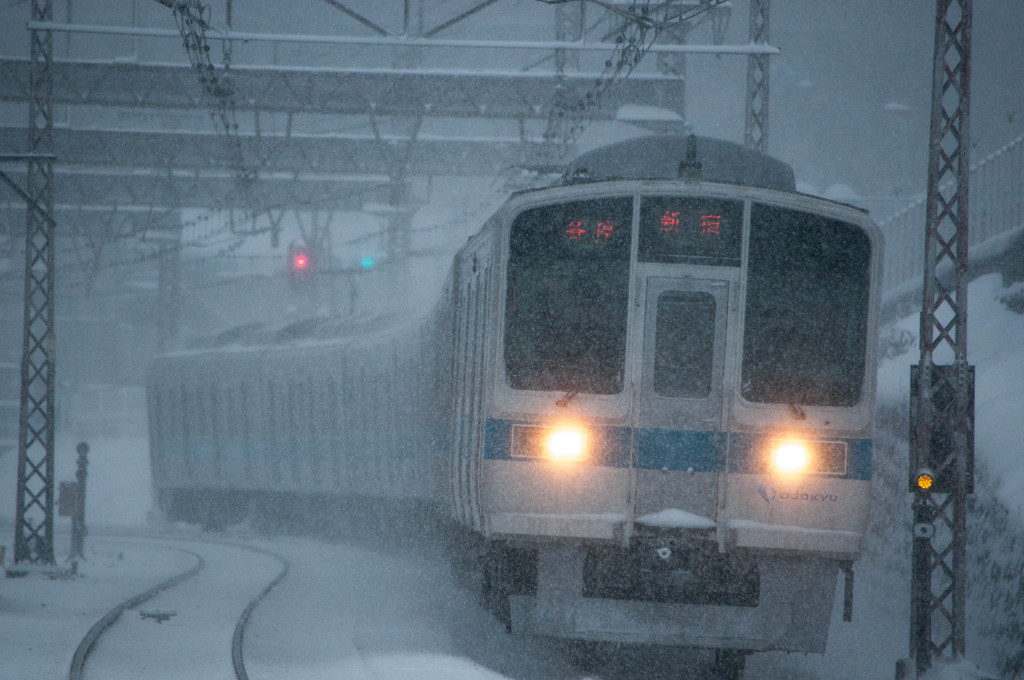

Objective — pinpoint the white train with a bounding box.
[148,135,884,676]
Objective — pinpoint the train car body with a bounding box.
[148,318,443,525]
[148,135,883,663]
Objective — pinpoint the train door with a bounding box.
[633,276,730,525]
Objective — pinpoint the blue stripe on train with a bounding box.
[483,418,872,480]
[636,429,723,472]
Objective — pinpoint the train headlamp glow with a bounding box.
[771,439,811,474]
[544,427,587,462]
[511,424,588,462]
[768,438,849,475]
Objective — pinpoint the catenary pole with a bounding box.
[744,0,769,151]
[13,0,58,567]
[907,0,974,675]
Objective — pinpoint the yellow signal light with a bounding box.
[916,470,935,491]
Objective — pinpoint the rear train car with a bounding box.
[147,318,443,528]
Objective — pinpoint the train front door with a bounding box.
[633,276,731,526]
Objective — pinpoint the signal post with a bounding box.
[905,0,975,676]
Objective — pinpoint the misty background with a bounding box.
[1,1,1022,397]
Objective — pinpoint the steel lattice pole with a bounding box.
[910,0,973,674]
[744,0,769,151]
[13,0,57,566]
[543,0,579,147]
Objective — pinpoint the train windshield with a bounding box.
[504,197,633,394]
[742,204,871,407]
[653,291,716,398]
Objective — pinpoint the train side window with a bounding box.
[180,383,193,478]
[287,381,300,480]
[210,386,221,477]
[504,196,632,394]
[653,291,716,398]
[196,386,207,440]
[742,204,871,407]
[240,384,252,479]
[267,382,280,480]
[327,378,340,480]
[150,390,164,475]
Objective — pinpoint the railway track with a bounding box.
[68,535,289,680]
[230,544,290,680]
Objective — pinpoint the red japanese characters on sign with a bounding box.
[660,211,681,232]
[701,214,722,235]
[565,219,618,242]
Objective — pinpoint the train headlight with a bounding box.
[771,439,811,474]
[768,438,849,476]
[511,424,588,463]
[545,427,587,462]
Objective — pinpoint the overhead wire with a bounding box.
[3,2,721,297]
[547,0,730,145]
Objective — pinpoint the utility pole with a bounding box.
[906,0,974,675]
[12,0,58,567]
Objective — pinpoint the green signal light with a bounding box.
[360,256,375,269]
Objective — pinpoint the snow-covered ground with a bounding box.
[0,535,197,679]
[0,531,548,680]
[1,274,1022,679]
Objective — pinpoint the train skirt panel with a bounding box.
[509,545,839,653]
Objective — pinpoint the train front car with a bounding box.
[455,136,883,663]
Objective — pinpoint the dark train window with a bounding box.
[654,292,716,398]
[639,196,743,266]
[742,204,871,407]
[504,197,632,394]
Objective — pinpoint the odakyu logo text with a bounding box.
[758,483,838,504]
[757,483,777,504]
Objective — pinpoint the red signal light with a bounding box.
[287,244,316,279]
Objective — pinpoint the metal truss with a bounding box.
[0,58,690,120]
[24,19,775,57]
[0,3,770,221]
[654,1,731,84]
[542,0,582,149]
[744,0,770,151]
[0,127,562,180]
[909,0,974,674]
[11,0,57,567]
[0,0,775,352]
[0,169,393,214]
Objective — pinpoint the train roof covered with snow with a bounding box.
[560,134,796,191]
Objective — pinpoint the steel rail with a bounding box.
[68,547,205,680]
[229,544,290,680]
[66,536,291,680]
